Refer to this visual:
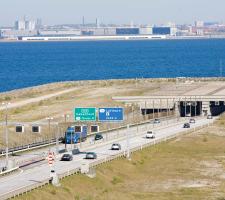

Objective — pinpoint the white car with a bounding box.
[207,115,213,119]
[111,143,121,150]
[153,119,161,124]
[146,131,155,139]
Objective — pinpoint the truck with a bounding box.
[65,125,88,144]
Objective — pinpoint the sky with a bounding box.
[1,0,225,26]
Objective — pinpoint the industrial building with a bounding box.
[116,28,140,35]
[15,19,36,31]
[0,19,178,39]
[152,27,171,35]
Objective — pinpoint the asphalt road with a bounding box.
[0,116,183,168]
[0,117,213,199]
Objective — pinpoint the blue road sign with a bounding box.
[98,108,124,121]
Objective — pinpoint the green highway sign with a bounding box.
[74,108,96,121]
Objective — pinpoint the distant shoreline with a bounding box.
[1,35,225,43]
[0,77,224,95]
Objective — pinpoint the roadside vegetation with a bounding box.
[15,115,225,200]
[0,79,166,148]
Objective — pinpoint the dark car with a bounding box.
[85,152,97,159]
[95,134,103,141]
[183,123,190,128]
[189,118,195,124]
[0,149,4,154]
[61,154,73,161]
[58,137,65,144]
[72,148,80,155]
[111,143,121,150]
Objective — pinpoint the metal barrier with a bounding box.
[0,119,212,200]
[0,115,180,158]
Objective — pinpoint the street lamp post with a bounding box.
[62,114,70,124]
[61,114,70,150]
[2,102,10,169]
[56,123,60,154]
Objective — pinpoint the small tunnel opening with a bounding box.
[210,101,225,116]
[179,101,202,117]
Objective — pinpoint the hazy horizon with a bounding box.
[1,0,225,26]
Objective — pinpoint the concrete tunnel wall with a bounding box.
[140,100,225,118]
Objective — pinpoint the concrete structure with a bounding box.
[20,35,167,41]
[113,81,225,117]
[39,30,81,36]
[113,95,225,117]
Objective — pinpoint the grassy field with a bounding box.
[0,79,171,147]
[15,115,225,200]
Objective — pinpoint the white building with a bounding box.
[139,27,153,35]
[15,20,26,30]
[25,20,36,31]
[170,27,177,36]
[15,18,36,31]
[195,21,204,27]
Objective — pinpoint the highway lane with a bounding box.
[0,116,182,168]
[0,117,213,199]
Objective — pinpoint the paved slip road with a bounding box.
[0,117,213,199]
[0,87,78,112]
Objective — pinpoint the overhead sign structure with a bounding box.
[74,108,96,121]
[98,108,124,121]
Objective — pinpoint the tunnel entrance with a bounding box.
[210,101,225,116]
[179,101,202,117]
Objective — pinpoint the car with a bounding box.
[153,119,161,124]
[61,154,73,161]
[85,152,97,159]
[189,118,195,123]
[94,134,103,141]
[146,131,155,139]
[207,115,213,119]
[58,137,65,143]
[72,148,80,155]
[186,113,191,117]
[183,123,190,128]
[111,143,121,150]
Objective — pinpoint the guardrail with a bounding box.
[89,122,213,168]
[0,119,212,200]
[0,139,58,157]
[0,115,178,157]
[0,167,19,177]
